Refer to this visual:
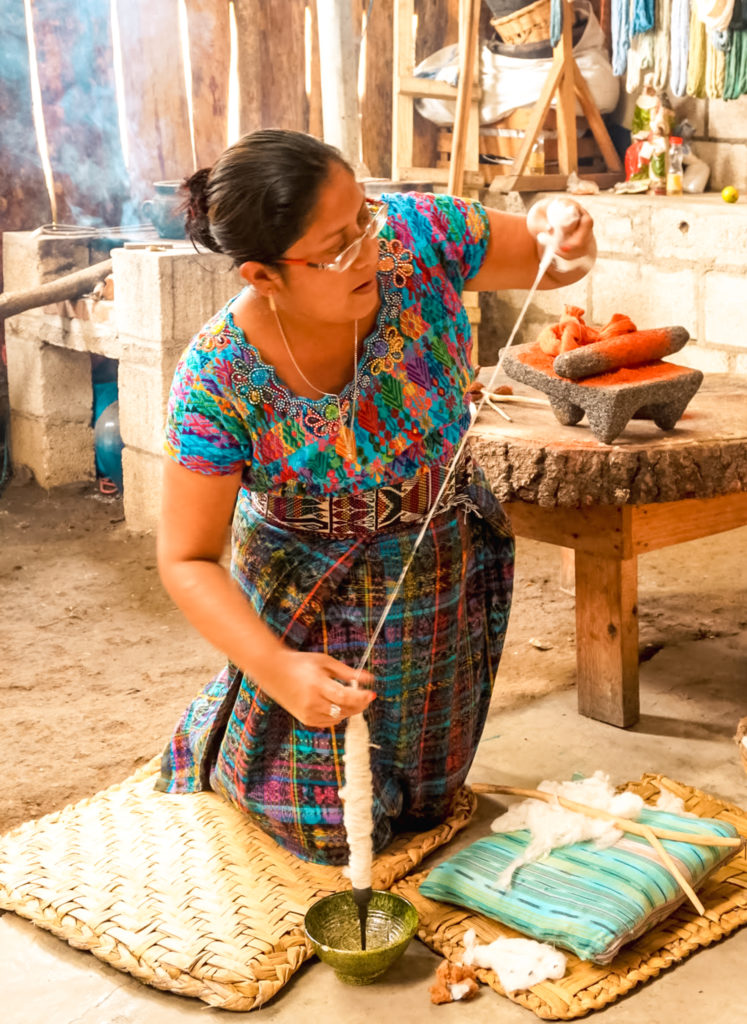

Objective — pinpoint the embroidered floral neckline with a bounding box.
[226,236,414,415]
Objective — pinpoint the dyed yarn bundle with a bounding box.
[611,0,747,98]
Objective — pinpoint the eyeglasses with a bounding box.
[277,202,388,273]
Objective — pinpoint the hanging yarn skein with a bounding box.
[697,0,736,31]
[687,3,709,96]
[653,0,673,90]
[724,27,747,98]
[340,201,591,944]
[611,0,633,74]
[632,0,656,34]
[706,33,728,94]
[670,0,692,95]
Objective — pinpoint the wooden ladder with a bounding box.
[391,0,483,360]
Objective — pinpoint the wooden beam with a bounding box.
[185,0,231,167]
[362,0,393,176]
[116,0,193,202]
[392,0,415,179]
[503,501,634,559]
[447,0,480,196]
[234,0,263,134]
[309,0,323,138]
[555,0,578,174]
[572,61,623,172]
[631,492,747,554]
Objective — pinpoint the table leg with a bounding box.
[574,551,639,727]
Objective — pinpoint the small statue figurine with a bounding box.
[625,74,675,193]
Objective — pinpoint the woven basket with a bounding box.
[490,0,553,45]
[736,716,747,775]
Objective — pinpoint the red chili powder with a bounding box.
[518,344,691,388]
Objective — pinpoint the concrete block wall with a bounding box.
[3,232,238,531]
[112,247,237,531]
[3,232,106,488]
[479,192,747,377]
[669,94,747,195]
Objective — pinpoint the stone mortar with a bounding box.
[502,342,704,445]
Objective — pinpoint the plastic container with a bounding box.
[94,401,124,490]
[667,136,683,196]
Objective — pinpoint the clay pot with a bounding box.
[141,181,186,239]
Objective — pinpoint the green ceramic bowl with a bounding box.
[304,889,419,985]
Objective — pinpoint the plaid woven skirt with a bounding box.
[156,462,514,865]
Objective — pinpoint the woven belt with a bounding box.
[247,452,472,539]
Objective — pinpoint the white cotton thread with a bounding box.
[462,928,567,992]
[341,203,585,892]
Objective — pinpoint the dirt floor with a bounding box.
[1,475,746,834]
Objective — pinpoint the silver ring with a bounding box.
[329,702,342,719]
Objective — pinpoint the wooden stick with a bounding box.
[484,393,551,407]
[447,0,480,197]
[0,258,114,321]
[640,822,704,916]
[484,395,513,422]
[470,784,742,849]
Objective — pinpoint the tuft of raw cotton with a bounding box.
[491,771,644,889]
[462,928,566,993]
[655,788,694,816]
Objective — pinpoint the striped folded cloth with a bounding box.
[419,808,741,964]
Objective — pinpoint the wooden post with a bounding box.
[116,0,194,203]
[362,0,393,177]
[574,549,640,728]
[234,0,263,134]
[185,0,231,167]
[447,0,480,197]
[316,0,367,172]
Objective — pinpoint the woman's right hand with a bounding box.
[255,650,376,728]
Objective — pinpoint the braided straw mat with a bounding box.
[392,774,747,1020]
[0,755,476,1011]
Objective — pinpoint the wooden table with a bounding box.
[471,374,747,728]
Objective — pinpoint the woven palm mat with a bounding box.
[0,756,476,1011]
[392,774,747,1020]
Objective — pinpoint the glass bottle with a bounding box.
[528,133,545,175]
[667,136,684,196]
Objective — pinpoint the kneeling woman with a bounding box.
[155,129,596,864]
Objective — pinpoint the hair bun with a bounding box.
[181,168,222,253]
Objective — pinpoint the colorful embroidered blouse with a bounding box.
[164,192,490,495]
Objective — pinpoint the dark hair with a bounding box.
[182,129,353,266]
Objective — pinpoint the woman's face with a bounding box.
[271,162,381,325]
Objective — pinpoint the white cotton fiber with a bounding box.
[462,928,566,993]
[491,771,645,889]
[655,788,693,815]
